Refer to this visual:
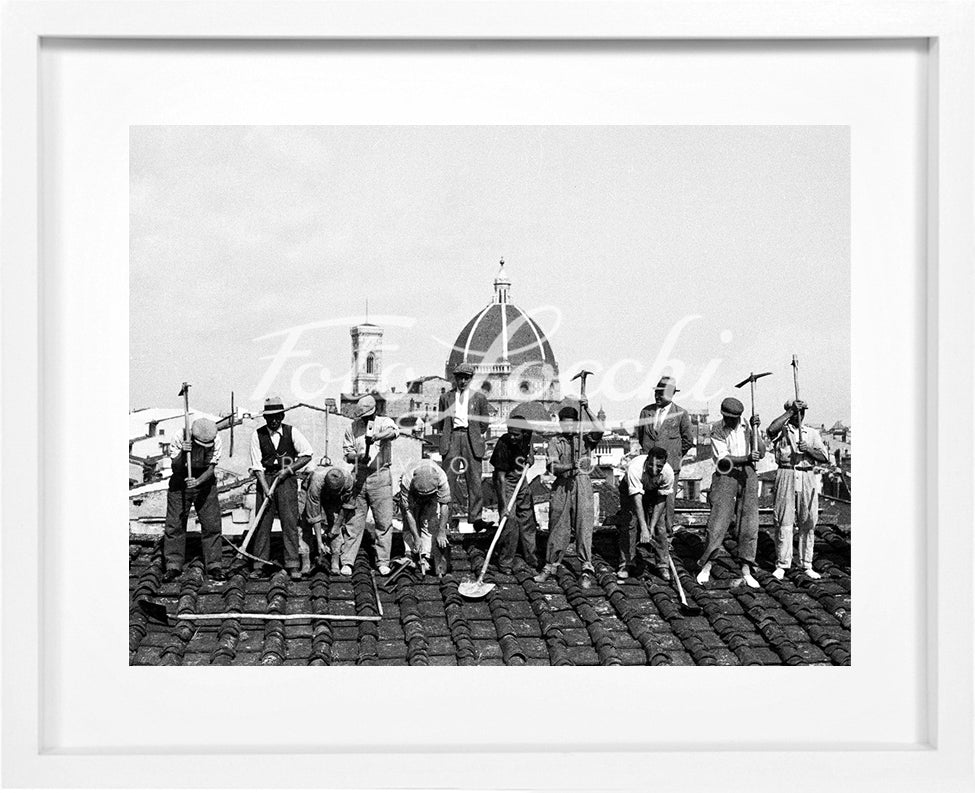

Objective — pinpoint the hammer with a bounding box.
[734,371,772,456]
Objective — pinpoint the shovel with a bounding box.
[458,464,530,599]
[667,554,703,616]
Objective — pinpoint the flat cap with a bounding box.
[720,397,745,417]
[322,467,349,494]
[411,460,442,496]
[453,362,475,377]
[190,417,218,447]
[353,394,377,419]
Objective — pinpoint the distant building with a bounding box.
[350,323,383,396]
[821,421,852,464]
[444,259,562,421]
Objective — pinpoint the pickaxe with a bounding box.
[734,371,772,455]
[570,369,594,460]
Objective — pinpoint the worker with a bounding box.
[249,396,314,580]
[636,376,695,520]
[534,402,604,588]
[163,417,224,582]
[398,458,452,577]
[435,361,492,531]
[301,460,355,575]
[696,396,765,589]
[341,395,398,576]
[766,399,830,580]
[619,446,676,581]
[490,413,540,574]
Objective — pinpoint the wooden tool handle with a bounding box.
[476,465,530,585]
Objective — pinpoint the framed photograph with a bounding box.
[2,1,972,790]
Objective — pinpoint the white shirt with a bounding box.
[453,389,470,429]
[625,454,675,496]
[710,421,749,460]
[170,429,223,465]
[343,416,397,472]
[249,424,314,472]
[652,402,673,430]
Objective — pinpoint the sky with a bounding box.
[130,125,850,428]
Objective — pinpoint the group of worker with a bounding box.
[161,361,831,591]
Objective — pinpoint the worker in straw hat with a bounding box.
[249,396,314,580]
[341,394,398,576]
[163,416,224,582]
[301,461,355,575]
[398,458,453,577]
[696,396,765,589]
[766,398,830,580]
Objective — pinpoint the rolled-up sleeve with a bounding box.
[291,427,314,458]
[710,431,729,462]
[626,455,646,496]
[304,469,325,521]
[249,431,263,472]
[435,466,451,505]
[658,465,675,496]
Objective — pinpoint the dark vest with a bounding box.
[169,443,215,490]
[257,424,298,474]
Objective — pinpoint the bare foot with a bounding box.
[696,563,711,585]
[804,568,822,580]
[772,567,785,580]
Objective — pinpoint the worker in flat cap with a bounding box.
[766,399,830,580]
[249,396,314,580]
[301,460,355,575]
[434,361,493,531]
[696,396,765,589]
[491,412,541,575]
[341,394,399,576]
[398,458,453,577]
[163,416,225,582]
[535,402,605,589]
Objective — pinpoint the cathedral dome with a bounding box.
[445,260,560,384]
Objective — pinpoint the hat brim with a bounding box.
[193,438,216,447]
[262,409,285,417]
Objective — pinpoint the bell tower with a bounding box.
[350,323,383,396]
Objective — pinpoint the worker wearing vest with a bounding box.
[248,396,313,579]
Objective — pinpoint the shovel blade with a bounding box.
[679,603,703,617]
[458,580,495,599]
[138,599,172,625]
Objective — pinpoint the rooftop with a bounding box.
[129,510,851,666]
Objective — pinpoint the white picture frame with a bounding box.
[2,1,972,790]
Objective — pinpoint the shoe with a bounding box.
[378,564,392,576]
[696,563,711,585]
[340,564,353,577]
[163,569,182,583]
[208,569,225,582]
[742,571,760,589]
[330,558,341,575]
[248,566,265,579]
[580,571,594,589]
[288,569,302,581]
[804,568,823,580]
[616,567,630,580]
[772,567,786,580]
[534,567,554,584]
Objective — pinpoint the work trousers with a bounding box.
[772,468,819,570]
[164,482,223,573]
[545,473,595,572]
[619,490,673,572]
[497,474,539,569]
[300,502,347,563]
[698,467,759,568]
[445,431,483,523]
[253,475,301,571]
[341,468,394,567]
[401,495,451,574]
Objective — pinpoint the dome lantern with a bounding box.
[493,257,511,304]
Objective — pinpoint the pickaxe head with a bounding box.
[734,372,773,389]
[571,370,594,383]
[178,382,190,397]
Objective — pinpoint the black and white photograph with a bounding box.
[128,125,851,667]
